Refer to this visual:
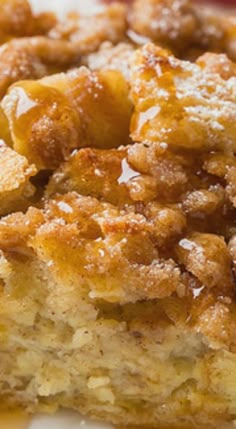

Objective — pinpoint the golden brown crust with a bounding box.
[0,192,183,303]
[0,0,235,100]
[176,233,234,292]
[49,3,128,55]
[128,0,197,53]
[0,37,81,99]
[2,67,132,169]
[84,42,134,78]
[2,81,81,169]
[0,140,36,216]
[130,44,236,152]
[128,0,236,61]
[46,147,132,206]
[192,8,236,61]
[0,0,56,43]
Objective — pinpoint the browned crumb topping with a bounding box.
[0,36,234,319]
[0,43,234,315]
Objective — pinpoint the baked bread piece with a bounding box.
[0,0,81,98]
[0,0,235,100]
[0,37,235,429]
[0,37,82,99]
[1,67,132,169]
[49,2,128,55]
[0,140,36,215]
[51,0,236,61]
[0,0,56,44]
[128,0,236,60]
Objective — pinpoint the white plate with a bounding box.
[1,411,113,429]
[29,412,113,429]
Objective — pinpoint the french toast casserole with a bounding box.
[0,0,235,428]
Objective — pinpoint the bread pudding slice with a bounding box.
[0,40,235,429]
[0,191,235,429]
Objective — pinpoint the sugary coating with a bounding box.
[0,140,36,215]
[0,0,34,42]
[46,145,188,247]
[0,192,183,304]
[46,147,132,206]
[2,81,81,170]
[182,187,225,216]
[203,152,236,208]
[0,37,80,99]
[192,298,236,346]
[128,0,197,53]
[203,152,236,178]
[0,15,234,424]
[2,67,132,169]
[128,0,236,61]
[49,2,127,55]
[0,106,12,145]
[193,8,236,61]
[46,142,195,205]
[0,0,56,44]
[46,138,235,240]
[84,42,134,79]
[143,201,187,247]
[196,52,236,79]
[226,166,236,208]
[0,185,234,308]
[0,206,44,252]
[130,44,236,152]
[176,233,234,292]
[0,1,236,426]
[127,142,190,201]
[229,235,236,268]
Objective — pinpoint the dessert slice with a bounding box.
[0,193,234,429]
[0,43,235,429]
